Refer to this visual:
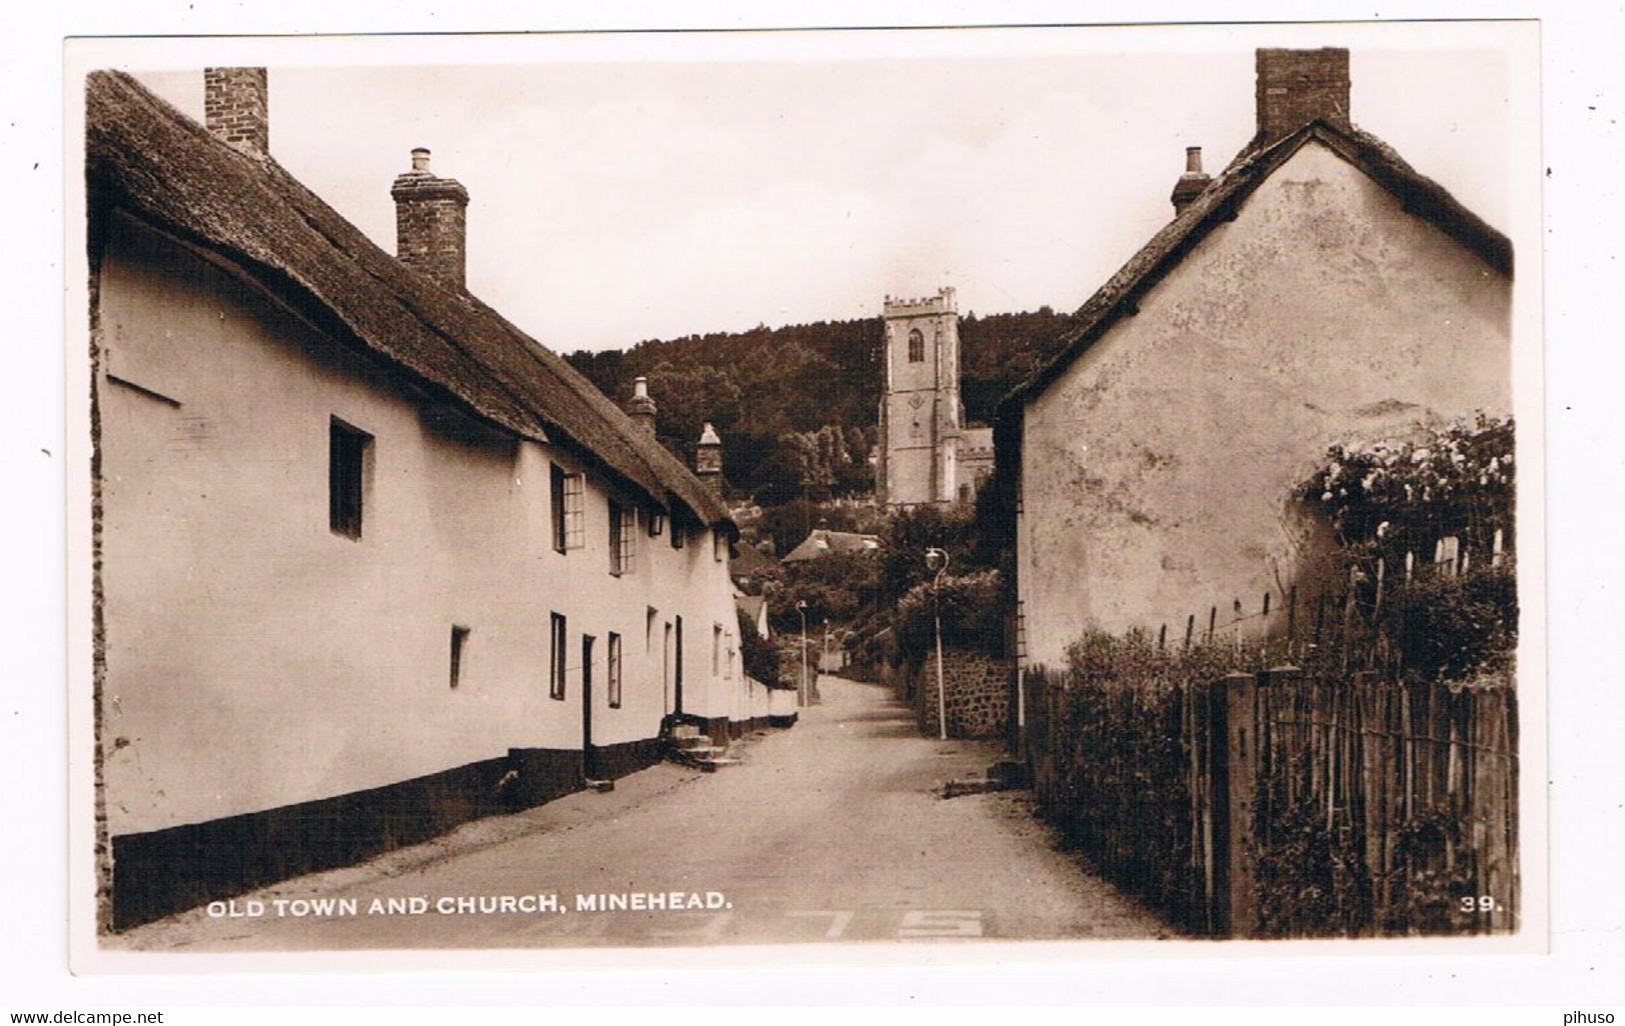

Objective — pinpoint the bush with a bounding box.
[1384,562,1517,684]
[895,569,1006,664]
[768,551,882,633]
[737,608,781,688]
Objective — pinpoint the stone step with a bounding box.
[941,776,1009,799]
[672,735,717,751]
[690,756,742,773]
[584,778,615,793]
[672,744,727,760]
[671,724,704,739]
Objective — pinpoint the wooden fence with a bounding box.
[1024,664,1519,938]
[1133,530,1511,678]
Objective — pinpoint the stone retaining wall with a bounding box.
[906,648,1010,740]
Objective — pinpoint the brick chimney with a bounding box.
[204,68,268,156]
[1255,48,1351,144]
[627,376,658,437]
[391,148,470,291]
[695,422,723,495]
[1169,146,1211,215]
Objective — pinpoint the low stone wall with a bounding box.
[906,648,1010,740]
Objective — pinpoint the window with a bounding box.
[449,626,470,689]
[329,417,372,539]
[549,612,567,700]
[713,530,727,563]
[609,500,635,575]
[670,517,685,550]
[712,624,723,676]
[907,328,925,363]
[647,509,666,537]
[551,463,584,552]
[646,606,658,652]
[607,632,622,708]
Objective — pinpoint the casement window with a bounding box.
[449,625,470,689]
[607,632,623,709]
[647,509,666,538]
[549,612,567,700]
[551,463,585,553]
[609,499,636,576]
[329,417,372,539]
[907,328,925,363]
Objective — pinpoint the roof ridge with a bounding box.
[87,68,733,532]
[999,117,1511,416]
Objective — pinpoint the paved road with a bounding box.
[115,676,1170,950]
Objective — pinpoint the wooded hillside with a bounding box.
[565,306,1079,504]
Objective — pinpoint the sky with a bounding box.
[111,23,1530,354]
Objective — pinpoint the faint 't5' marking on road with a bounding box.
[786,909,984,940]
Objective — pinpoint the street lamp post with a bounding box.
[795,599,809,708]
[925,547,950,741]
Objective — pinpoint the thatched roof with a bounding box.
[999,118,1512,415]
[85,70,732,535]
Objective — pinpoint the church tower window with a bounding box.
[907,328,925,363]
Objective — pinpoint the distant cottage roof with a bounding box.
[781,529,883,564]
[729,541,781,578]
[85,70,732,536]
[999,118,1512,416]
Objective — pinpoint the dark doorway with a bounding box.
[581,634,596,780]
[674,615,685,716]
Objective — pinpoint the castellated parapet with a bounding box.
[883,287,957,320]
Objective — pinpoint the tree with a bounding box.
[737,607,780,687]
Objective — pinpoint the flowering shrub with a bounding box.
[1301,415,1517,685]
[1303,414,1513,557]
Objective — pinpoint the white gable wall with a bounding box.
[1018,142,1510,668]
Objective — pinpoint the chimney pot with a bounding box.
[627,376,658,437]
[695,422,724,495]
[391,149,470,291]
[1170,145,1213,216]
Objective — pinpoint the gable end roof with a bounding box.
[998,118,1512,417]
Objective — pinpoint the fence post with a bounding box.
[1213,671,1260,938]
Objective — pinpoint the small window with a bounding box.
[449,625,470,689]
[712,623,723,676]
[607,632,623,708]
[549,612,567,700]
[610,499,636,575]
[646,606,658,652]
[713,530,727,563]
[551,464,585,552]
[647,509,666,537]
[907,328,925,363]
[329,417,372,539]
[670,518,685,550]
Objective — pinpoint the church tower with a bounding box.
[877,287,962,507]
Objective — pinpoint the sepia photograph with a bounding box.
[64,20,1543,967]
